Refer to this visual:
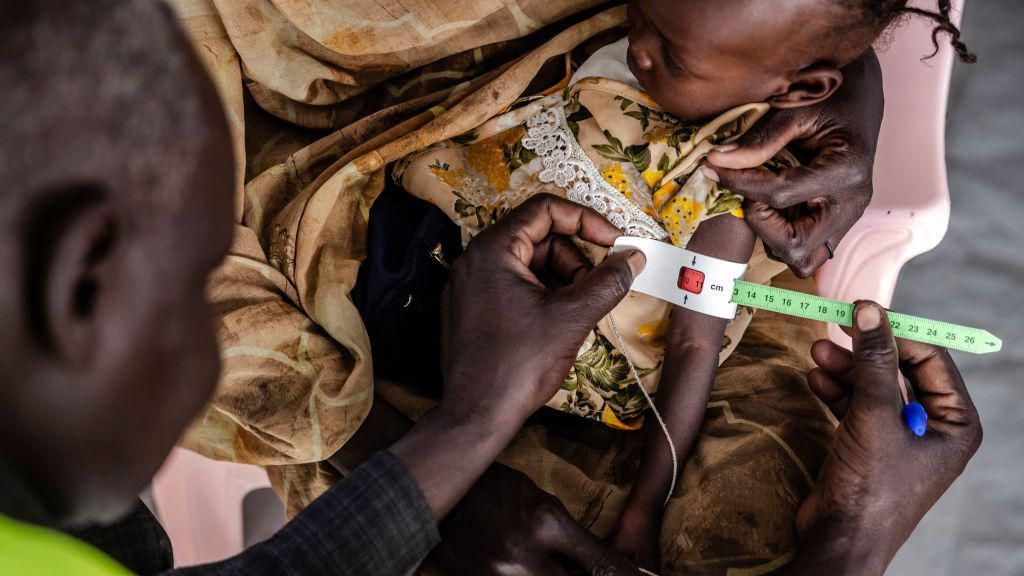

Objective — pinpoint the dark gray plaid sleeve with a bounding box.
[171,451,440,576]
[69,499,174,575]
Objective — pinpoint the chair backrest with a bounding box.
[815,0,964,345]
[151,448,278,567]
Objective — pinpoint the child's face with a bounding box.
[626,0,837,120]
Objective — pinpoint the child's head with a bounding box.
[626,0,974,120]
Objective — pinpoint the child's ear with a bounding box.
[770,64,844,109]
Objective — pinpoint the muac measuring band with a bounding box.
[612,236,1003,355]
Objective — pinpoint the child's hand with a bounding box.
[610,507,661,573]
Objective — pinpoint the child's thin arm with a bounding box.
[622,214,755,519]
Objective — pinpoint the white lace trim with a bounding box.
[521,102,669,241]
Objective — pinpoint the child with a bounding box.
[396,0,973,569]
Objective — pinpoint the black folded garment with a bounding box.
[352,184,462,395]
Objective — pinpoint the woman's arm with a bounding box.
[612,214,755,569]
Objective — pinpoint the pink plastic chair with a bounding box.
[816,0,964,346]
[151,448,276,566]
[150,0,964,565]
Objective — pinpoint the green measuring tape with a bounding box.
[730,280,1002,355]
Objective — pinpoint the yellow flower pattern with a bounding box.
[651,179,679,211]
[601,164,632,199]
[429,164,466,188]
[637,318,670,349]
[641,167,664,188]
[601,404,643,430]
[659,194,706,247]
[465,139,511,191]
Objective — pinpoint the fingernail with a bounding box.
[701,166,720,182]
[855,302,881,331]
[713,143,739,153]
[626,250,646,276]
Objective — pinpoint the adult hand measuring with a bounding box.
[782,301,983,575]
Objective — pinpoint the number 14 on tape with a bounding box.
[730,280,1002,355]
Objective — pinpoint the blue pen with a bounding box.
[897,372,927,436]
[902,402,928,437]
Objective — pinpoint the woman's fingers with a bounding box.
[808,368,852,419]
[811,339,855,374]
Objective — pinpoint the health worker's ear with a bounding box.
[24,185,123,368]
[769,64,844,109]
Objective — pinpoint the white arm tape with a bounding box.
[612,237,747,320]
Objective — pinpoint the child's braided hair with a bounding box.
[864,0,976,63]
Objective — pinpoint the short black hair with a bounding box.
[0,0,215,224]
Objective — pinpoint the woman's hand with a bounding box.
[706,50,884,278]
[783,302,983,575]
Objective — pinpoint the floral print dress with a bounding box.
[396,77,793,429]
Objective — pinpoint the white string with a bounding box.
[605,313,677,508]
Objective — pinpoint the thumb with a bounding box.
[550,249,645,329]
[706,110,803,170]
[849,301,903,417]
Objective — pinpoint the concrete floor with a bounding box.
[888,1,1024,574]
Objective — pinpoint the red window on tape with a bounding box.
[678,267,704,294]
